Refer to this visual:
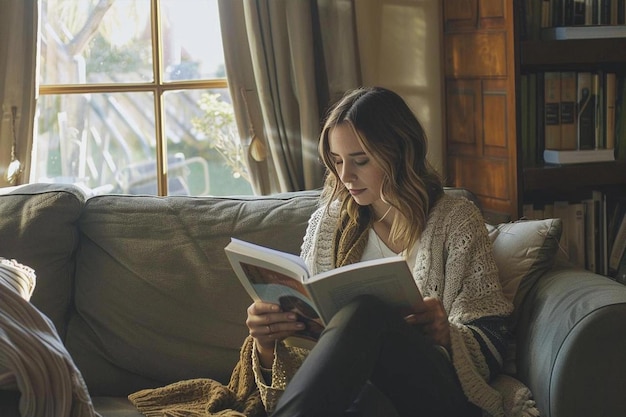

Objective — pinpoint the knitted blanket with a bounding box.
[128,336,266,417]
[0,258,100,417]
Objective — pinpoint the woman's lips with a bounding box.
[349,188,365,196]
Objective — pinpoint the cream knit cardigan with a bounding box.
[256,195,542,417]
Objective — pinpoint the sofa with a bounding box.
[0,183,625,417]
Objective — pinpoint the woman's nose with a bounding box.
[340,165,355,183]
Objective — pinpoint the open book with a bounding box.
[225,238,423,348]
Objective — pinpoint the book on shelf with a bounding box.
[560,71,578,149]
[615,250,626,285]
[567,202,587,268]
[544,71,562,149]
[577,71,596,150]
[617,75,626,160]
[224,238,423,349]
[593,190,609,275]
[583,196,601,273]
[541,24,626,40]
[605,72,617,150]
[593,73,604,149]
[553,200,570,258]
[608,212,626,277]
[543,148,615,164]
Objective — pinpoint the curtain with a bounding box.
[218,0,360,194]
[0,0,39,187]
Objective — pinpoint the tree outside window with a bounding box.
[34,0,252,196]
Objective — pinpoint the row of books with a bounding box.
[521,0,626,41]
[522,191,626,283]
[519,71,626,165]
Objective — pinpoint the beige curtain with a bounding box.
[0,0,39,187]
[218,0,360,194]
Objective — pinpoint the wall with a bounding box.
[356,0,444,173]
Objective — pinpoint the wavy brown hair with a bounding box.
[318,87,444,250]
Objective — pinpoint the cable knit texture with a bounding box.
[297,195,533,417]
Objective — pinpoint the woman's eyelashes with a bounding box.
[333,158,369,166]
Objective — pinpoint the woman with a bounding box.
[246,87,514,417]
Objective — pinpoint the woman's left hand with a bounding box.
[404,297,451,350]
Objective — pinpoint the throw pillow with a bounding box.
[0,258,36,301]
[487,218,562,321]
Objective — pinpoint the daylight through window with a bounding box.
[34,0,253,196]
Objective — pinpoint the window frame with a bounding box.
[38,0,229,196]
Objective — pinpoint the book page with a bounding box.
[305,257,423,324]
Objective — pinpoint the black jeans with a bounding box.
[270,295,481,417]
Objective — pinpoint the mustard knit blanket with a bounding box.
[128,336,265,417]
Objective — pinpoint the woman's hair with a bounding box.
[318,86,443,249]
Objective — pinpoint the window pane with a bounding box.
[33,92,159,194]
[164,88,253,196]
[161,0,226,81]
[40,0,153,85]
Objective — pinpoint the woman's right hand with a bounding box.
[246,301,305,367]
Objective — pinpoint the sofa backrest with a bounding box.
[0,184,480,396]
[0,184,85,338]
[67,189,321,395]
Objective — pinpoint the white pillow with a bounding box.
[487,218,562,323]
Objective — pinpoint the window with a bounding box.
[33,0,253,196]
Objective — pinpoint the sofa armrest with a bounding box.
[515,266,626,417]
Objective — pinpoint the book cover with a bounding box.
[567,202,586,268]
[224,238,423,348]
[554,201,571,260]
[560,71,578,150]
[577,72,596,150]
[616,74,626,160]
[605,72,617,150]
[583,197,600,273]
[543,148,615,163]
[544,72,562,150]
[615,251,626,284]
[608,212,626,275]
[573,0,586,24]
[593,190,609,275]
[541,24,626,40]
[593,72,604,148]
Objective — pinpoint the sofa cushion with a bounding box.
[487,218,562,328]
[0,184,85,337]
[67,191,321,396]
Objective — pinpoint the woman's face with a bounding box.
[328,123,386,210]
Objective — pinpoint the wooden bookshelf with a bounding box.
[442,1,626,222]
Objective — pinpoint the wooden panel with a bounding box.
[446,80,481,148]
[480,0,505,18]
[449,156,510,201]
[443,0,477,29]
[482,79,508,151]
[445,32,507,77]
[442,0,517,221]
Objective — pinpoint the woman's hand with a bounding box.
[404,297,451,350]
[246,301,305,367]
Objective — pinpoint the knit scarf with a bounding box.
[333,208,370,268]
[128,336,266,417]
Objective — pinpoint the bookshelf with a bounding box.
[441,1,626,278]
